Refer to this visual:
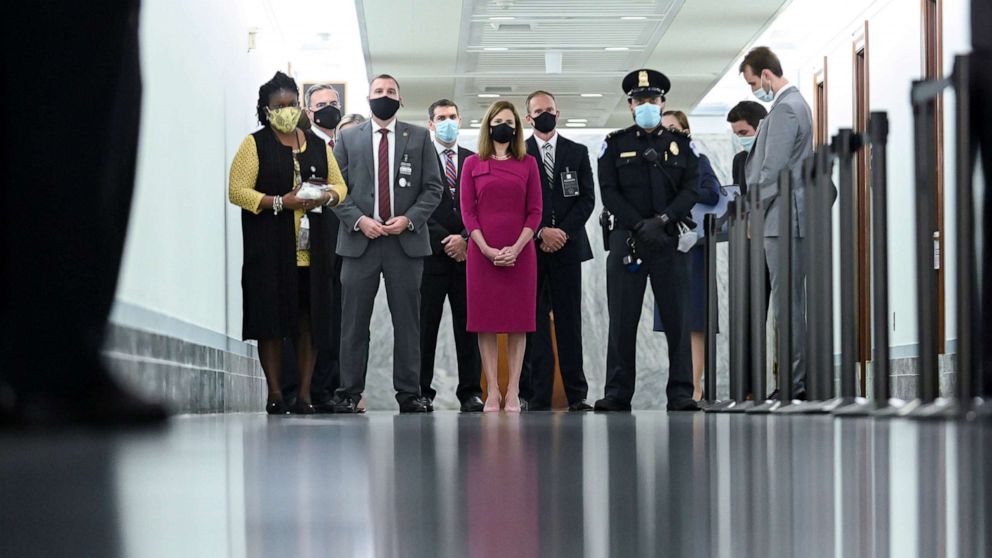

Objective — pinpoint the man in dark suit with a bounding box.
[727,101,767,197]
[420,99,483,412]
[330,74,444,414]
[520,90,596,412]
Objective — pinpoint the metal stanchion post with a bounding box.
[774,169,794,408]
[831,129,868,414]
[747,180,777,413]
[778,147,835,414]
[802,156,821,402]
[726,196,755,413]
[702,213,719,408]
[913,54,984,419]
[837,112,906,417]
[902,77,949,417]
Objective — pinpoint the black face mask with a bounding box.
[369,96,400,120]
[532,111,557,134]
[490,122,516,144]
[313,105,341,130]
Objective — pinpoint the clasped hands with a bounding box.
[482,244,521,267]
[631,216,675,251]
[357,215,412,239]
[539,227,568,253]
[281,189,337,212]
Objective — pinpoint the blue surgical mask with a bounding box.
[738,135,756,153]
[753,75,775,103]
[434,119,459,143]
[633,103,661,129]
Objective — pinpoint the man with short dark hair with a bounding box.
[740,46,814,399]
[419,99,484,412]
[330,74,444,413]
[726,100,767,195]
[521,90,595,412]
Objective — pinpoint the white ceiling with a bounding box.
[355,0,792,129]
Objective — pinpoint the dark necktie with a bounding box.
[378,129,391,220]
[542,142,555,185]
[444,149,457,198]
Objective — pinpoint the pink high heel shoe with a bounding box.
[484,392,502,412]
[504,393,521,413]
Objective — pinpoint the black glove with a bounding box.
[632,217,674,251]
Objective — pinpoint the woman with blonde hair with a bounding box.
[460,101,543,412]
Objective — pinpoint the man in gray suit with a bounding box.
[331,74,444,413]
[741,46,814,398]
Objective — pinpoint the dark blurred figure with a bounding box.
[1,1,167,425]
[977,0,992,404]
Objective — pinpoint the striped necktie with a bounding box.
[443,149,457,198]
[542,142,554,185]
[377,129,391,220]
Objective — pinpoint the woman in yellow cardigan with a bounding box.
[229,72,348,414]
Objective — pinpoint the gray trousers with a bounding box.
[764,236,807,393]
[336,236,424,402]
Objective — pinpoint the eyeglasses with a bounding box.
[309,101,340,110]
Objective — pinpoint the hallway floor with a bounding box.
[1,411,989,557]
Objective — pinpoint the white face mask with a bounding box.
[753,74,775,103]
[677,222,698,253]
[738,134,757,152]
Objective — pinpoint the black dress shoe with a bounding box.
[568,400,594,412]
[291,400,315,415]
[424,397,435,413]
[266,398,291,415]
[460,396,484,413]
[667,399,701,412]
[593,398,632,412]
[312,398,337,414]
[331,395,358,414]
[398,397,429,413]
[519,398,529,412]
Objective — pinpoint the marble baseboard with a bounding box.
[103,324,266,414]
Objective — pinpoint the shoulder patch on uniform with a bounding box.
[688,140,700,157]
[598,141,608,159]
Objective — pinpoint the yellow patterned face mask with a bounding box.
[267,106,302,134]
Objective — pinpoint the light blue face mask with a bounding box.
[738,134,756,153]
[633,102,662,129]
[434,119,459,143]
[753,75,775,103]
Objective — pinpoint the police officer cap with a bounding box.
[622,68,670,99]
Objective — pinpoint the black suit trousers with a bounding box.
[419,265,481,402]
[522,258,588,407]
[604,233,693,405]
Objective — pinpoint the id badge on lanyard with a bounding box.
[298,214,311,251]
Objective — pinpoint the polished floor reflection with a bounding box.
[1,412,990,558]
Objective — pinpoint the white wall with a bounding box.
[115,0,367,346]
[790,0,970,356]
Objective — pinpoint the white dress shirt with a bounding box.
[371,118,397,222]
[434,139,459,176]
[311,125,333,145]
[533,130,559,154]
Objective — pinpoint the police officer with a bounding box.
[596,69,701,412]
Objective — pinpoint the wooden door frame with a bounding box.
[813,57,828,148]
[853,23,872,396]
[922,0,946,354]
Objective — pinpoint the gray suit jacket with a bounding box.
[745,86,813,238]
[332,120,443,258]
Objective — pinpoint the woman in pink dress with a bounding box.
[460,101,543,412]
